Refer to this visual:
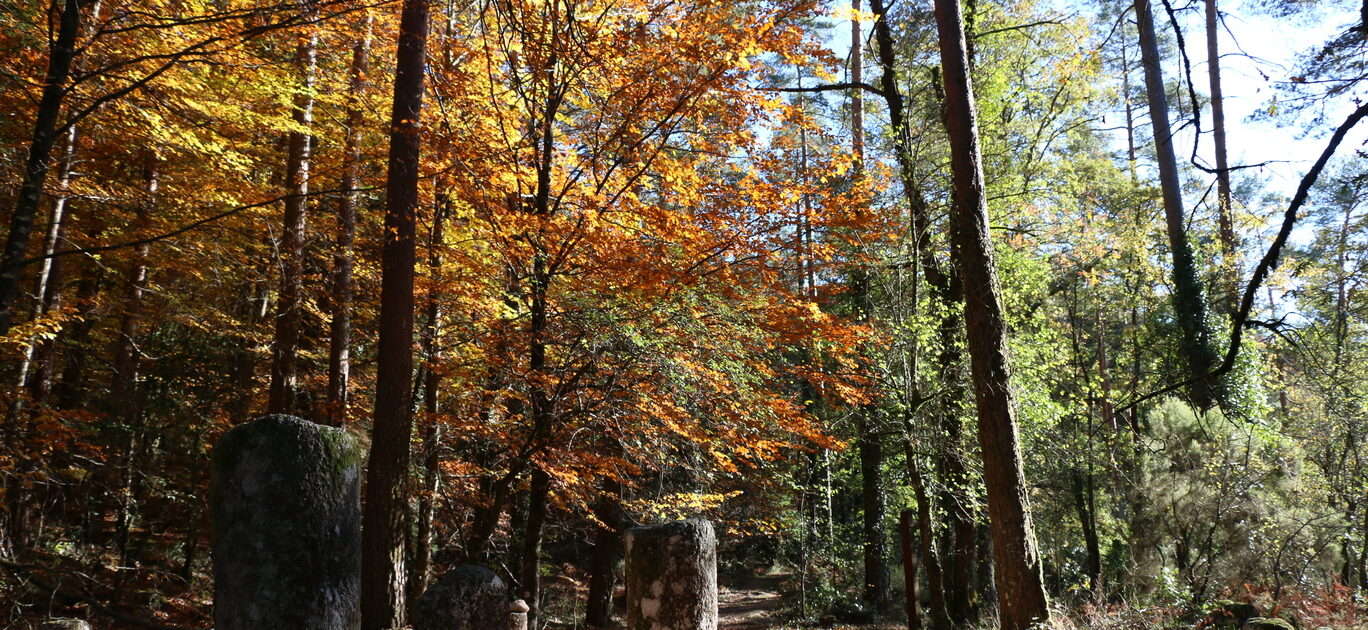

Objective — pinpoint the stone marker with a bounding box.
[39,620,90,630]
[412,565,509,630]
[624,518,717,630]
[212,414,361,630]
[509,598,530,630]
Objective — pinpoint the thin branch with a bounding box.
[764,82,886,98]
[20,186,378,266]
[973,18,1064,39]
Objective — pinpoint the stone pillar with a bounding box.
[509,599,530,630]
[624,518,717,630]
[212,414,361,630]
[412,565,508,630]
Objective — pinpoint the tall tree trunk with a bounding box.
[907,445,951,630]
[932,2,1051,629]
[1135,0,1220,409]
[1205,0,1237,305]
[56,259,102,408]
[900,509,921,630]
[859,416,891,611]
[111,155,157,577]
[268,24,319,415]
[849,4,890,612]
[408,188,446,612]
[360,0,430,625]
[1072,470,1101,594]
[520,468,551,630]
[110,156,157,412]
[0,0,82,336]
[327,12,374,424]
[1121,40,1138,182]
[13,124,79,415]
[586,480,625,629]
[934,308,976,627]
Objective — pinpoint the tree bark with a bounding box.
[586,481,626,629]
[268,24,319,416]
[859,416,891,611]
[933,308,976,627]
[360,0,430,626]
[408,189,446,613]
[327,12,374,425]
[906,446,950,630]
[13,123,79,413]
[932,2,1051,628]
[110,155,157,572]
[1205,0,1237,301]
[1072,470,1101,594]
[1135,0,1220,409]
[56,259,102,408]
[0,0,83,336]
[900,510,921,630]
[520,468,551,630]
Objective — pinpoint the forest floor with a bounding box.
[718,573,787,629]
[717,573,903,630]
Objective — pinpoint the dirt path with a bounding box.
[719,573,788,629]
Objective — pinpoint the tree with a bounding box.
[268,6,320,415]
[932,0,1051,628]
[1134,0,1221,409]
[0,0,85,337]
[360,0,431,626]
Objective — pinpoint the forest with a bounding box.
[1,0,1367,627]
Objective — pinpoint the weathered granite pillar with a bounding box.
[212,414,361,630]
[624,518,717,630]
[412,565,509,630]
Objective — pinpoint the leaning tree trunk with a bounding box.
[932,1,1051,629]
[360,0,430,626]
[326,11,373,424]
[268,23,319,416]
[0,0,82,336]
[1135,0,1220,409]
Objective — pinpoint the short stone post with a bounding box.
[412,565,509,630]
[624,518,717,630]
[509,599,530,630]
[212,414,361,630]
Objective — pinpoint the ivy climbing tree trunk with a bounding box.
[932,1,1051,629]
[361,0,430,626]
[1135,0,1220,409]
